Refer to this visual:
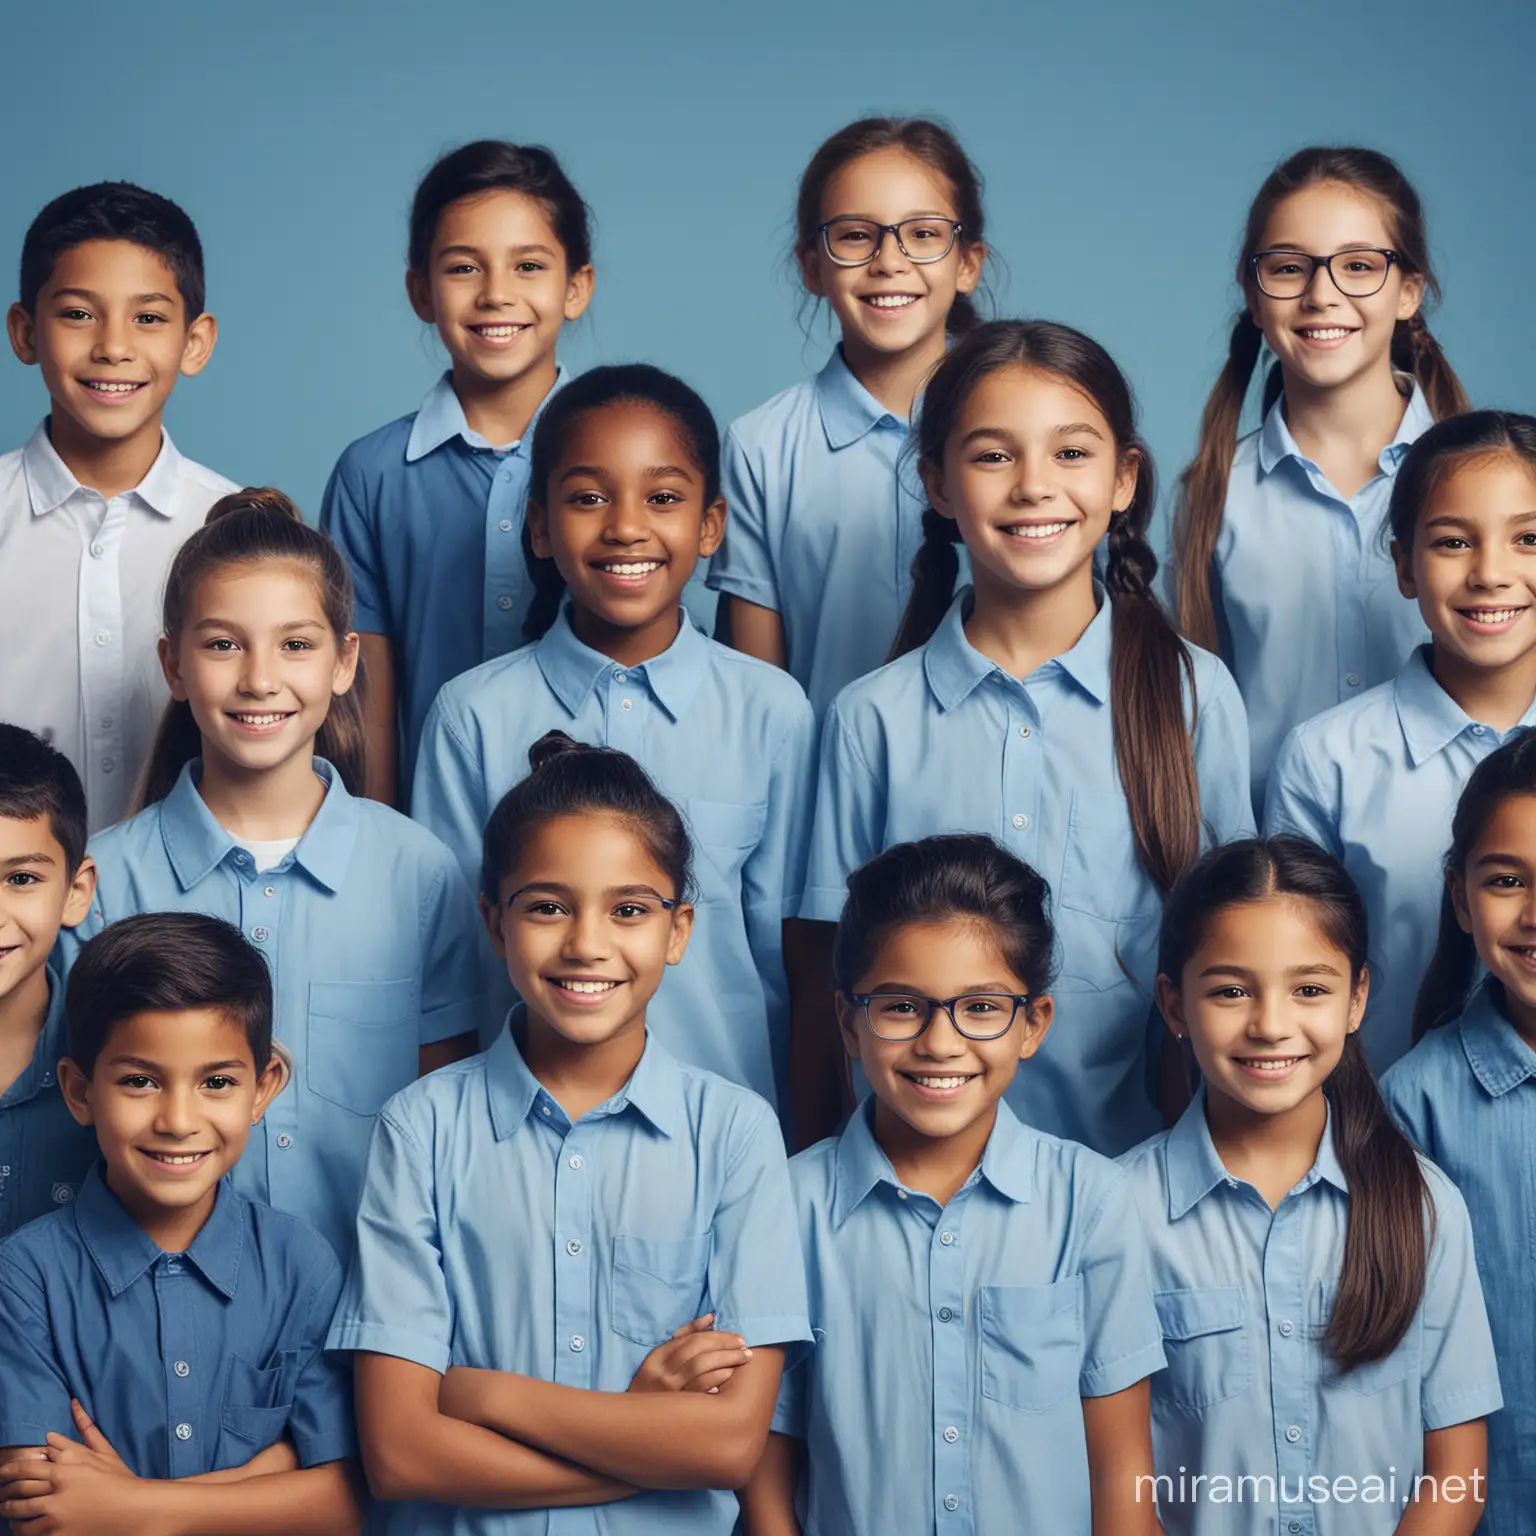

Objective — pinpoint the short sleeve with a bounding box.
[287,1254,357,1468]
[410,693,490,897]
[1074,1169,1167,1398]
[417,846,484,1046]
[708,426,780,611]
[326,1109,454,1375]
[0,1261,74,1446]
[704,1099,812,1355]
[320,452,390,639]
[1263,725,1342,855]
[799,701,884,923]
[1378,1058,1434,1157]
[1417,1168,1503,1430]
[770,1356,809,1439]
[1190,660,1256,844]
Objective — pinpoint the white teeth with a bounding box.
[475,324,526,338]
[1465,609,1525,624]
[1237,1057,1303,1071]
[910,1075,970,1089]
[1298,328,1352,340]
[602,561,662,576]
[555,979,619,994]
[84,381,141,393]
[866,294,917,308]
[1006,522,1071,540]
[232,713,288,725]
[147,1151,204,1164]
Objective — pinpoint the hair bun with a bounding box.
[204,487,305,528]
[527,729,586,773]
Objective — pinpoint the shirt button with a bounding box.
[497,595,513,611]
[939,1230,956,1246]
[42,1072,53,1085]
[100,758,114,773]
[896,1189,908,1200]
[943,1426,959,1443]
[937,1306,954,1322]
[570,1335,585,1352]
[90,542,105,558]
[276,1134,293,1149]
[1286,1425,1302,1443]
[1278,1320,1294,1337]
[264,886,276,897]
[1345,672,1361,688]
[943,1494,960,1512]
[1472,724,1486,735]
[568,1155,583,1170]
[175,1423,192,1441]
[619,698,633,712]
[235,850,251,865]
[251,925,269,942]
[566,1239,583,1256]
[94,630,111,646]
[614,671,628,683]
[541,1104,552,1117]
[499,518,513,532]
[1011,813,1028,830]
[174,1360,190,1378]
[1290,1524,1302,1534]
[100,716,113,730]
[1018,724,1031,738]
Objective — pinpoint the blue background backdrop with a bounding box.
[3,0,1532,559]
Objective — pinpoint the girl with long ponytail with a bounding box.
[800,320,1254,1156]
[1173,147,1469,812]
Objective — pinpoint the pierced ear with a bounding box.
[1390,538,1418,601]
[405,268,435,325]
[178,312,218,378]
[1154,974,1187,1040]
[57,1059,95,1127]
[665,903,695,966]
[563,264,595,323]
[526,499,553,559]
[1347,965,1371,1031]
[699,496,727,561]
[7,302,39,366]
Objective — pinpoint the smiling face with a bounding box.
[1247,182,1423,398]
[484,811,693,1051]
[527,400,723,658]
[1158,896,1367,1123]
[1395,451,1536,676]
[407,189,593,411]
[0,814,95,1015]
[1451,793,1536,1042]
[837,916,1052,1147]
[922,365,1138,603]
[799,146,982,375]
[160,561,359,786]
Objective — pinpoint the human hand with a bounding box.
[627,1314,752,1394]
[0,1435,161,1536]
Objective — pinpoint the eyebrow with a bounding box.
[956,421,1106,449]
[437,242,558,259]
[1197,962,1344,979]
[1473,851,1528,869]
[1257,242,1385,256]
[0,851,56,868]
[107,1055,249,1072]
[52,287,176,305]
[506,880,673,902]
[827,209,955,223]
[1423,509,1536,527]
[864,980,1023,994]
[191,617,327,631]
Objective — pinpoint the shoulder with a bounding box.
[701,638,813,719]
[1179,638,1241,708]
[351,797,459,865]
[786,1135,840,1199]
[1115,1129,1172,1189]
[1381,1025,1467,1101]
[86,802,164,863]
[375,1052,490,1146]
[241,1194,343,1286]
[674,1059,782,1147]
[1228,426,1264,481]
[1416,1154,1474,1233]
[1029,1123,1137,1210]
[331,413,420,480]
[726,377,822,454]
[0,1207,82,1294]
[436,644,542,718]
[1293,681,1398,758]
[827,650,928,729]
[172,455,240,504]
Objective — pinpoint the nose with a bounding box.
[1011,450,1057,506]
[562,905,612,964]
[1244,992,1295,1044]
[1300,261,1340,310]
[914,1003,970,1061]
[238,644,279,698]
[1467,540,1513,592]
[477,264,512,309]
[154,1083,200,1138]
[93,311,135,364]
[601,493,649,547]
[867,227,913,278]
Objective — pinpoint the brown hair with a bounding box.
[892,319,1201,896]
[1175,146,1471,651]
[137,488,366,809]
[794,116,990,337]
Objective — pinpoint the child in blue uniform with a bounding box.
[321,141,595,803]
[0,912,360,1535]
[0,726,97,1234]
[330,734,810,1536]
[802,319,1252,1153]
[743,834,1165,1536]
[709,117,988,715]
[413,365,815,1127]
[1123,836,1501,1536]
[1172,147,1468,811]
[1383,733,1536,1533]
[1267,411,1536,1070]
[69,490,481,1259]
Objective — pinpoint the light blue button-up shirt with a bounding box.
[1382,981,1536,1536]
[0,1165,353,1474]
[0,966,96,1237]
[1119,1089,1502,1536]
[328,1020,811,1536]
[707,348,965,717]
[803,589,1254,1154]
[411,605,816,1117]
[65,759,482,1259]
[1265,647,1536,1072]
[775,1097,1165,1536]
[1211,383,1434,812]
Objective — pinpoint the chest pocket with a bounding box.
[219,1350,299,1455]
[611,1233,713,1348]
[306,978,421,1117]
[1153,1287,1250,1412]
[979,1277,1082,1413]
[1312,1283,1421,1395]
[680,798,767,901]
[1058,793,1162,927]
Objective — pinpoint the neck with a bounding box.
[569,603,683,669]
[963,560,1099,680]
[195,746,327,840]
[1430,642,1536,734]
[452,355,557,447]
[106,1165,216,1253]
[1279,362,1408,496]
[872,1098,996,1206]
[840,329,948,420]
[1203,1084,1328,1211]
[521,1009,648,1122]
[48,409,164,500]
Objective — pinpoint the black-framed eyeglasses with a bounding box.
[817,217,964,268]
[1249,247,1400,300]
[850,991,1030,1042]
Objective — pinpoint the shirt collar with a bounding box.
[923,585,1112,712]
[484,1014,684,1141]
[1458,979,1536,1098]
[159,758,359,894]
[405,367,568,462]
[815,347,904,450]
[1257,375,1432,478]
[1393,647,1536,765]
[74,1164,244,1300]
[22,419,183,519]
[533,602,712,722]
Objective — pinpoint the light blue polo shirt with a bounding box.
[707,348,964,717]
[776,1097,1165,1536]
[1119,1089,1503,1536]
[411,604,817,1117]
[1211,382,1434,812]
[0,1165,353,1475]
[803,588,1254,1155]
[328,1020,812,1536]
[1265,647,1536,1072]
[1383,982,1536,1536]
[0,966,96,1236]
[66,759,482,1259]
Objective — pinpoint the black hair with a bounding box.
[408,140,593,275]
[65,912,273,1077]
[1159,835,1430,1371]
[1414,730,1536,1039]
[19,181,205,319]
[1388,410,1536,553]
[480,730,694,905]
[0,723,88,875]
[522,363,722,642]
[832,834,1055,1000]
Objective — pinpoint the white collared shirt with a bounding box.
[0,421,236,830]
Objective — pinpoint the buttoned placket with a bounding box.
[887,419,923,599]
[1255,1181,1316,1536]
[541,1095,598,1387]
[75,492,131,808]
[602,665,647,756]
[154,1253,202,1475]
[995,679,1043,863]
[1300,459,1388,704]
[0,1057,64,1231]
[482,451,532,661]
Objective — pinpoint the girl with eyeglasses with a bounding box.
[741,833,1167,1536]
[708,117,991,719]
[1172,146,1469,813]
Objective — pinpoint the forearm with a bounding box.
[146,1461,363,1536]
[738,1432,802,1536]
[1393,1474,1488,1534]
[357,634,399,807]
